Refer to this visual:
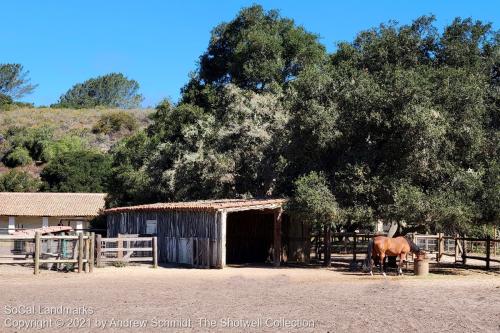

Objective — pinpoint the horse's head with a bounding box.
[414,250,427,260]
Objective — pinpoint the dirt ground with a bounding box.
[0,265,499,333]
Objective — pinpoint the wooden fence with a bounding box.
[0,232,94,275]
[95,235,157,268]
[0,232,157,274]
[312,232,500,271]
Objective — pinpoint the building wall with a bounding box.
[0,215,90,234]
[107,210,221,266]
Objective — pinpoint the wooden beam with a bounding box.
[89,232,95,273]
[152,236,158,268]
[78,232,84,273]
[84,233,90,273]
[220,210,227,268]
[96,234,102,268]
[274,208,282,267]
[34,232,41,275]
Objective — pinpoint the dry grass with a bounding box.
[0,106,154,151]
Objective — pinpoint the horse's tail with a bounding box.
[363,238,374,272]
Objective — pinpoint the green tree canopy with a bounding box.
[107,10,499,235]
[181,4,327,108]
[56,73,143,109]
[0,64,37,99]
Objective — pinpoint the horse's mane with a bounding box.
[405,236,421,253]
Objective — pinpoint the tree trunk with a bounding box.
[323,225,332,267]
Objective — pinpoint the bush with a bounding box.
[40,149,112,192]
[0,169,41,191]
[3,146,33,167]
[92,111,138,134]
[0,93,13,108]
[39,136,87,163]
[3,125,54,161]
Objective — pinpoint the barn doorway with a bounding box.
[225,211,274,264]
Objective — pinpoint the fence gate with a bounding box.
[96,235,157,267]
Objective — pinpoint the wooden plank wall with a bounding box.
[107,211,221,267]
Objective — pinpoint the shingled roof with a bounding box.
[105,198,287,214]
[0,192,106,217]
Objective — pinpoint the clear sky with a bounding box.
[3,1,499,107]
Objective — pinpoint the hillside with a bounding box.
[0,107,154,177]
[0,107,153,149]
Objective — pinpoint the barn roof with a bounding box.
[0,192,106,217]
[104,198,287,214]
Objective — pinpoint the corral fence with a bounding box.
[311,232,500,271]
[0,232,157,274]
[0,232,94,275]
[95,234,157,268]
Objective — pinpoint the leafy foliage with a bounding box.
[287,172,338,227]
[3,146,33,167]
[181,5,327,107]
[0,169,41,192]
[56,73,143,109]
[86,9,500,234]
[40,150,112,192]
[92,111,139,134]
[0,64,37,99]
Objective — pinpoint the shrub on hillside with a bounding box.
[3,146,33,167]
[0,169,41,191]
[0,93,13,108]
[4,126,54,161]
[40,149,112,192]
[40,136,87,163]
[92,111,138,134]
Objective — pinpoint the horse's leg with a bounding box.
[398,253,404,276]
[379,253,386,277]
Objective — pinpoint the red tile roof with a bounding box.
[0,192,106,217]
[105,198,286,214]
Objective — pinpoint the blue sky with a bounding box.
[3,1,499,107]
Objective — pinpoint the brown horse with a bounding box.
[365,236,422,276]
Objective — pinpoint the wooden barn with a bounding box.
[105,199,309,268]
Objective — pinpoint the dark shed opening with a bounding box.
[225,211,274,264]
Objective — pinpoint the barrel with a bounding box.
[414,253,429,276]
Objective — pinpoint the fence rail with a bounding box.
[1,232,157,274]
[95,235,157,268]
[311,232,500,271]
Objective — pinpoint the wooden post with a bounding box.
[323,225,332,267]
[462,235,467,265]
[78,232,84,273]
[117,236,123,260]
[96,234,102,267]
[437,232,444,264]
[84,233,90,273]
[494,229,497,257]
[273,208,282,267]
[34,232,41,275]
[352,233,357,262]
[486,235,491,270]
[152,236,158,268]
[89,232,95,273]
[220,211,227,268]
[454,234,459,263]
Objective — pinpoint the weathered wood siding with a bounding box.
[107,210,222,267]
